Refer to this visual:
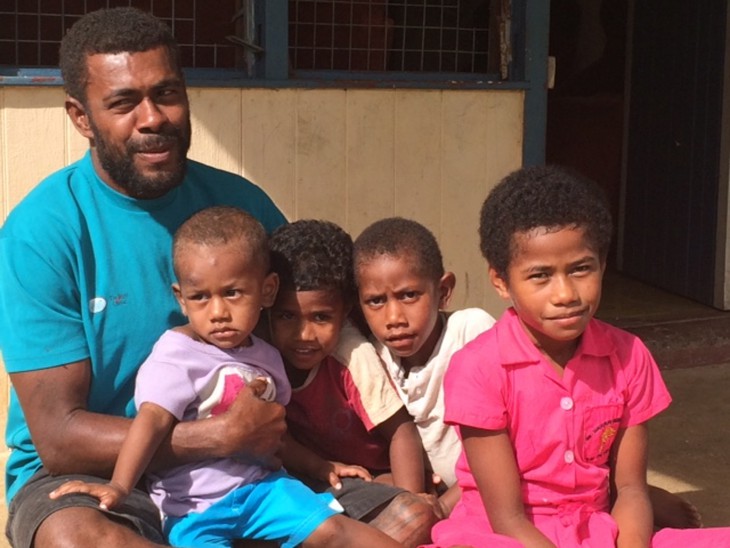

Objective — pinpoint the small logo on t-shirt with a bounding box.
[88,297,107,313]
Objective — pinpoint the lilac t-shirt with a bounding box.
[135,330,290,517]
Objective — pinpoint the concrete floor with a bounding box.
[648,362,730,527]
[599,270,730,527]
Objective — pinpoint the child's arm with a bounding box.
[436,483,461,517]
[282,432,372,489]
[610,424,653,548]
[50,402,176,509]
[373,407,426,493]
[461,425,556,548]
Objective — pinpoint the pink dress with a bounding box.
[427,308,730,547]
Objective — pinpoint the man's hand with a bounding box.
[223,383,286,469]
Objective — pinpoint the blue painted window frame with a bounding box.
[0,0,546,164]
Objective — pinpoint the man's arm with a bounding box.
[11,359,286,477]
[49,402,177,509]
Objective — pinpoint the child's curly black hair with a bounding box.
[269,220,355,302]
[479,164,613,278]
[60,7,182,104]
[353,217,445,283]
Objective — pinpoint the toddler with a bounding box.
[51,206,401,548]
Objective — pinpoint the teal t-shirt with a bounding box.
[0,151,286,501]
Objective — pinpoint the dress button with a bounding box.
[564,450,575,464]
[560,397,574,410]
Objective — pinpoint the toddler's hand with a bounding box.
[248,377,270,399]
[49,479,129,510]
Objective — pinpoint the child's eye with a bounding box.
[313,313,332,323]
[225,289,242,298]
[364,296,385,308]
[187,293,206,301]
[528,272,549,281]
[571,264,592,275]
[401,291,419,302]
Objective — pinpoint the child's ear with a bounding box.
[488,266,511,301]
[260,272,280,308]
[65,96,94,140]
[437,272,456,309]
[172,283,188,316]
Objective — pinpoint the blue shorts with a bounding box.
[164,470,344,548]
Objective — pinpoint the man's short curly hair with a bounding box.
[60,7,182,103]
[269,220,355,302]
[479,164,613,278]
[173,206,269,279]
[353,217,445,283]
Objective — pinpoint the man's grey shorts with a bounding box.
[6,469,165,548]
[300,476,405,521]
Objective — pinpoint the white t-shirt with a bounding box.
[374,308,496,486]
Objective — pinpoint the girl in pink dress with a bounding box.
[427,165,730,547]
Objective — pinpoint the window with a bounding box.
[1,0,514,84]
[0,0,240,69]
[288,0,498,74]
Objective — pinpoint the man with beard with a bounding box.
[0,8,438,548]
[0,8,290,548]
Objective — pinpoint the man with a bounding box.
[0,8,434,547]
[0,7,287,547]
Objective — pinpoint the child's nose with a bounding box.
[210,296,231,320]
[552,276,579,305]
[385,301,406,327]
[299,321,316,340]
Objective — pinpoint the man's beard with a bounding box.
[90,116,192,199]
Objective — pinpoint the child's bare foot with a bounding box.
[649,485,703,529]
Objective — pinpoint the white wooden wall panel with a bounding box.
[241,89,298,218]
[394,90,443,225]
[346,89,396,236]
[295,90,348,224]
[0,86,523,311]
[188,88,243,175]
[3,88,68,209]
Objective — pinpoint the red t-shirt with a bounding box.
[287,354,402,473]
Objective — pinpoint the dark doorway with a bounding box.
[546,0,729,309]
[545,0,627,265]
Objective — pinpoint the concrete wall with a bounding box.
[0,85,524,533]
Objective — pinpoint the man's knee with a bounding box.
[369,492,439,547]
[33,507,163,548]
[391,492,439,526]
